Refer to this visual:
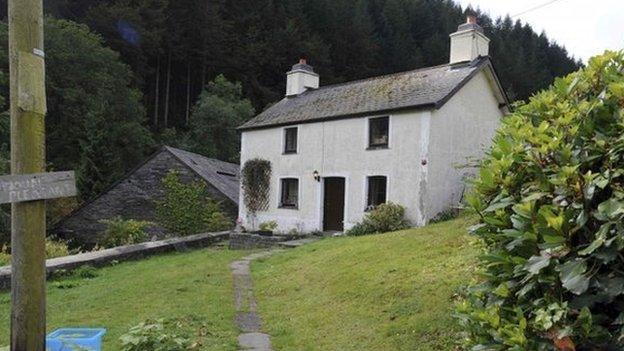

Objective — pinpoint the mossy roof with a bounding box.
[239,56,497,131]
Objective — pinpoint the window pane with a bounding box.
[284,128,298,153]
[369,117,389,147]
[367,176,387,209]
[280,178,299,208]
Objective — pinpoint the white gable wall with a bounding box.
[239,109,431,233]
[425,70,503,219]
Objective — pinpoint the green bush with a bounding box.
[45,237,71,258]
[0,245,9,266]
[155,170,232,236]
[100,217,151,248]
[346,202,410,236]
[259,220,278,232]
[456,51,624,350]
[0,238,71,266]
[119,316,207,351]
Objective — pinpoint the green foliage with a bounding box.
[186,75,254,162]
[241,159,271,220]
[155,170,232,236]
[119,316,210,351]
[99,217,152,248]
[346,202,410,236]
[259,220,278,232]
[72,265,99,279]
[0,18,154,200]
[45,238,71,258]
[457,51,624,350]
[0,239,70,266]
[50,0,579,126]
[0,246,9,266]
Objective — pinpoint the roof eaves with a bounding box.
[237,102,437,132]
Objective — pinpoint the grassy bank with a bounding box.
[252,216,478,350]
[0,248,247,350]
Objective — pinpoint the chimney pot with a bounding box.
[449,15,489,64]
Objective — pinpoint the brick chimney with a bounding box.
[286,58,319,97]
[449,15,490,64]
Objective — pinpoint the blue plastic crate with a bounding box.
[46,328,106,351]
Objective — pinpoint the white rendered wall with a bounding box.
[449,30,490,64]
[286,71,319,96]
[239,110,431,233]
[425,70,503,219]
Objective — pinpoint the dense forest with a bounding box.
[0,0,582,236]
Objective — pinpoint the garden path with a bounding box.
[230,251,275,351]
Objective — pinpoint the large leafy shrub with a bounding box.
[457,51,624,350]
[155,170,232,236]
[99,217,152,248]
[119,316,209,351]
[346,202,410,236]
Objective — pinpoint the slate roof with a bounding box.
[239,57,496,130]
[164,146,240,204]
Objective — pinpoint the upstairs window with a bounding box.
[284,127,298,154]
[280,178,299,208]
[367,176,387,210]
[368,117,389,149]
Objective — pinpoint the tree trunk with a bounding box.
[201,57,206,90]
[153,55,160,128]
[163,50,172,128]
[185,60,191,125]
[8,0,47,349]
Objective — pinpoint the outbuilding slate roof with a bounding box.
[239,56,496,131]
[164,146,240,204]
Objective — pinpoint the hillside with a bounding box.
[1,0,580,121]
[252,215,478,350]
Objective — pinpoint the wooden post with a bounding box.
[9,0,47,349]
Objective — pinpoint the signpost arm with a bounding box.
[9,0,47,349]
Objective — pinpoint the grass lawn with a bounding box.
[0,248,247,350]
[252,216,478,351]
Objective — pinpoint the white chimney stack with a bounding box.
[449,15,490,64]
[286,58,319,97]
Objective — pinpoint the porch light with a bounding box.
[313,170,320,182]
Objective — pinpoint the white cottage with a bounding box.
[238,16,508,233]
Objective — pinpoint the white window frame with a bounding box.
[282,126,299,154]
[278,176,300,209]
[365,115,391,150]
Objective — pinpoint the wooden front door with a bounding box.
[323,177,345,231]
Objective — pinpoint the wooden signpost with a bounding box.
[0,171,76,205]
[7,0,77,350]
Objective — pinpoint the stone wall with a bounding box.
[55,149,238,247]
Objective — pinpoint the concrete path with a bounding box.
[278,237,319,248]
[231,251,275,351]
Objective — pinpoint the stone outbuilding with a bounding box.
[54,146,239,246]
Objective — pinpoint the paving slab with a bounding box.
[278,238,319,248]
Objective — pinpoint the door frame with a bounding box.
[319,174,349,231]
